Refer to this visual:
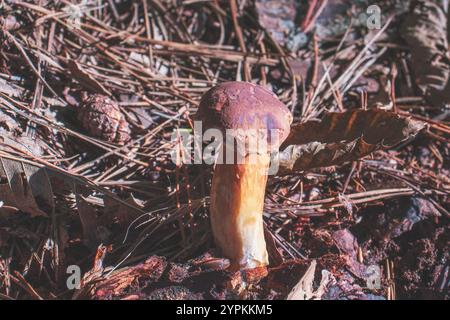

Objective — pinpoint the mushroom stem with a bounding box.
[210,148,271,270]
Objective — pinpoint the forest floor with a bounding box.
[0,0,448,300]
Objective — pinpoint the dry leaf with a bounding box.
[286,260,333,300]
[278,109,425,173]
[76,194,107,248]
[401,0,450,105]
[103,195,143,227]
[0,158,48,217]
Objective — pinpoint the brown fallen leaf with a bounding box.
[0,158,48,217]
[103,195,143,228]
[401,0,450,106]
[278,109,425,173]
[76,194,108,249]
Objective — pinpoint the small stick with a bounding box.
[390,62,398,112]
[229,0,250,81]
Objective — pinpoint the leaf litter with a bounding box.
[0,0,448,300]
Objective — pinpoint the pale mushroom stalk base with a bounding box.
[210,152,271,270]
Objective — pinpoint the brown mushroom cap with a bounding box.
[195,82,293,152]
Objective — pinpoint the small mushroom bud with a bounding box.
[196,82,292,270]
[78,94,131,145]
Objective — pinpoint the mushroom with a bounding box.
[195,82,292,270]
